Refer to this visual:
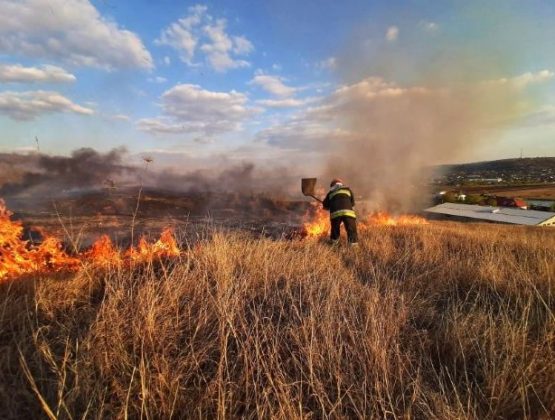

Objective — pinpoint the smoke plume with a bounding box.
[315,76,546,211]
[312,4,553,212]
[0,147,135,196]
[0,148,296,199]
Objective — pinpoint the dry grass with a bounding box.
[1,222,554,419]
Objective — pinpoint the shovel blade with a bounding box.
[301,178,317,196]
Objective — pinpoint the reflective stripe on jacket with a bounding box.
[328,188,352,200]
[331,209,356,219]
[323,185,356,219]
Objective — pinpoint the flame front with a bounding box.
[84,235,122,267]
[1,197,429,279]
[0,199,80,279]
[0,199,181,281]
[126,228,180,263]
[303,208,428,238]
[303,207,329,237]
[364,212,429,227]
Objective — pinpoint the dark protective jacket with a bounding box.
[323,185,356,219]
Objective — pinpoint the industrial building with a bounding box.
[425,203,555,226]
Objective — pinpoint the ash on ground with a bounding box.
[5,187,315,248]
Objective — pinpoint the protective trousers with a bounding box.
[330,216,358,243]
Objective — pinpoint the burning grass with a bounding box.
[0,200,180,280]
[1,217,553,419]
[302,206,428,238]
[0,199,80,278]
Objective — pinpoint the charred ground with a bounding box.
[4,187,313,247]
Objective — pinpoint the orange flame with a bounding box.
[363,212,429,227]
[0,199,181,281]
[303,207,329,237]
[125,228,180,263]
[303,208,428,238]
[0,199,80,279]
[83,235,122,267]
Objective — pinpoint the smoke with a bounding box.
[144,162,295,196]
[313,3,553,212]
[315,76,545,211]
[0,147,135,196]
[0,148,297,199]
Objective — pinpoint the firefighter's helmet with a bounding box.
[330,178,343,187]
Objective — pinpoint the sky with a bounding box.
[0,0,554,171]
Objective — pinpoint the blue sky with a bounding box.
[0,0,554,170]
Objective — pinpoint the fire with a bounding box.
[364,212,429,227]
[126,228,180,263]
[83,235,122,267]
[0,199,181,281]
[302,207,329,237]
[302,208,428,238]
[1,199,80,279]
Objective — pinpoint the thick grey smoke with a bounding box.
[0,148,297,199]
[0,147,134,196]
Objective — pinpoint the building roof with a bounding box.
[425,203,555,226]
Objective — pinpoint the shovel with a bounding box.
[301,178,323,203]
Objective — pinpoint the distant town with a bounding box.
[429,157,555,218]
[432,157,555,186]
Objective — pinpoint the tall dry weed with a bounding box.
[0,222,553,419]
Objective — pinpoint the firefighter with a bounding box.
[322,178,358,245]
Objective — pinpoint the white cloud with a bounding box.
[156,5,253,72]
[0,64,76,83]
[138,83,257,135]
[137,118,189,134]
[486,70,554,89]
[163,56,171,66]
[386,26,399,42]
[232,35,254,55]
[256,117,352,151]
[156,5,206,64]
[317,57,337,70]
[200,19,253,71]
[419,21,439,32]
[249,74,296,97]
[256,96,319,108]
[0,90,94,120]
[325,78,428,105]
[255,77,438,151]
[256,98,308,108]
[0,0,153,70]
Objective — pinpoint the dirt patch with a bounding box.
[440,183,555,199]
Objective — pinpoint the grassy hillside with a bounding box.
[1,223,554,419]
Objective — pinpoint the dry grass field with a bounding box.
[1,222,554,419]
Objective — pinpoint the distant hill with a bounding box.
[437,157,555,174]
